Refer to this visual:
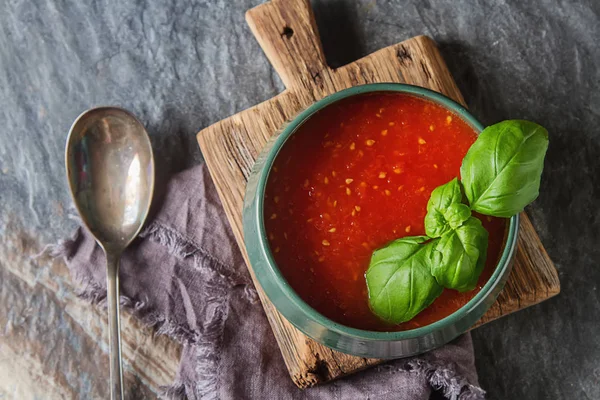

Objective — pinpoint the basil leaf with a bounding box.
[445,203,472,229]
[366,236,443,324]
[431,217,489,292]
[460,120,549,217]
[424,178,471,237]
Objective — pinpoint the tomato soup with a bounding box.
[264,93,506,331]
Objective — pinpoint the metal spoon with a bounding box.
[65,107,155,400]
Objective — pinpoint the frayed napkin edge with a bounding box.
[40,224,485,400]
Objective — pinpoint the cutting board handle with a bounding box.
[246,0,329,91]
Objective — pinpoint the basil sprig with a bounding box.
[366,120,548,324]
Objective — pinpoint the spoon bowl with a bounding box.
[66,107,154,251]
[65,107,154,399]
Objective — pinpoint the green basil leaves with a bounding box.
[424,178,471,238]
[366,237,443,324]
[461,120,549,217]
[425,179,486,291]
[366,119,548,325]
[431,217,489,292]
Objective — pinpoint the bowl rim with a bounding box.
[252,83,519,341]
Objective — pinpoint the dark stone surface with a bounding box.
[0,0,598,398]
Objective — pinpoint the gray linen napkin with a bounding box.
[56,164,485,400]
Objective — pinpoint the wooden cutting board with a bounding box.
[196,0,560,388]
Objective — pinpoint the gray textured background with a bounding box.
[1,0,598,398]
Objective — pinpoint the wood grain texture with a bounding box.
[196,0,560,388]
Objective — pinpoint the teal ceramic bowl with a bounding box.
[243,83,518,358]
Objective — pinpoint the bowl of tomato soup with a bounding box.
[243,83,518,358]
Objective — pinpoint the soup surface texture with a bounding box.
[264,93,506,331]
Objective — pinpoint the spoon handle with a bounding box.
[106,252,124,400]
